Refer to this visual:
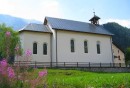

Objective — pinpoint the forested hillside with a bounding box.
[103,22,130,53]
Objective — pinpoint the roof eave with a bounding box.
[52,28,113,36]
[19,30,52,33]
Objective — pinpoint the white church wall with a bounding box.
[56,30,113,63]
[19,31,51,62]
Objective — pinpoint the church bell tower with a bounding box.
[89,12,100,25]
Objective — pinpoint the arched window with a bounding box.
[97,41,101,54]
[43,43,47,55]
[71,39,75,52]
[33,42,37,54]
[84,41,88,53]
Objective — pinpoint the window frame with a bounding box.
[97,41,101,54]
[70,39,75,52]
[43,43,47,55]
[33,42,37,54]
[84,40,88,53]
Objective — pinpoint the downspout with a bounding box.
[55,30,58,65]
[50,33,52,67]
[110,36,114,63]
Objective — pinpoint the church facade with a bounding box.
[18,15,114,63]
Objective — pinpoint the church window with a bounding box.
[33,42,37,54]
[71,39,75,52]
[84,41,88,53]
[118,56,121,60]
[43,43,47,55]
[97,41,101,54]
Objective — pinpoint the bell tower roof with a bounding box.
[89,12,100,25]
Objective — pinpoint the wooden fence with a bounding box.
[14,61,130,68]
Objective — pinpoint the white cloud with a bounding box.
[38,0,63,20]
[101,19,130,28]
[0,0,63,21]
[0,0,15,14]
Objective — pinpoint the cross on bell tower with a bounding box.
[89,12,100,25]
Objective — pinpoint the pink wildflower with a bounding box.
[25,49,32,57]
[6,31,11,37]
[38,70,47,77]
[7,67,12,72]
[7,67,15,78]
[0,59,7,67]
[0,59,8,75]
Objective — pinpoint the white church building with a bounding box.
[19,15,114,63]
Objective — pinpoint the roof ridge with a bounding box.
[45,16,89,24]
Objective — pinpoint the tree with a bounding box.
[0,24,22,62]
[103,22,130,52]
[125,47,130,64]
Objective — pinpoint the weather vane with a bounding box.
[93,9,95,16]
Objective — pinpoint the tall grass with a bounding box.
[38,69,130,88]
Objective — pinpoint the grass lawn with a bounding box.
[34,68,130,88]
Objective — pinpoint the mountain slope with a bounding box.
[0,14,42,31]
[103,22,130,52]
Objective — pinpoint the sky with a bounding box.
[0,0,130,28]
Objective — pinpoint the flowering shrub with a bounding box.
[5,31,11,61]
[0,59,7,75]
[1,59,7,67]
[0,31,47,88]
[0,60,15,78]
[7,67,15,78]
[25,49,32,57]
[5,31,11,37]
[0,58,47,88]
[39,69,47,77]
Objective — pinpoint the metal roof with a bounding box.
[45,17,113,35]
[19,23,51,33]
